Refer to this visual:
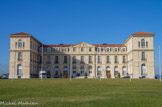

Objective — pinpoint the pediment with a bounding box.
[73,42,94,47]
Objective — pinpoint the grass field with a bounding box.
[0,79,162,107]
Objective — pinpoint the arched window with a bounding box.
[17,64,22,76]
[106,66,110,71]
[141,39,145,47]
[122,66,127,76]
[97,66,102,76]
[55,66,59,75]
[18,52,22,61]
[88,66,92,76]
[80,66,84,76]
[114,66,118,77]
[72,66,77,77]
[141,64,146,76]
[18,40,22,48]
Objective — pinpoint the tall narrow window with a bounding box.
[89,56,92,63]
[141,39,145,47]
[142,52,145,60]
[97,66,101,76]
[23,42,25,47]
[115,56,118,63]
[146,41,148,47]
[72,66,77,77]
[15,42,17,48]
[80,66,84,76]
[107,56,110,63]
[107,48,109,52]
[123,56,126,63]
[18,52,22,61]
[17,64,22,76]
[47,56,51,63]
[55,56,59,63]
[138,42,140,47]
[64,56,67,63]
[98,56,101,64]
[18,40,22,48]
[81,56,84,63]
[72,56,76,63]
[89,48,92,52]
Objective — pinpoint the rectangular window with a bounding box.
[47,56,51,64]
[89,48,92,52]
[138,42,140,47]
[146,41,148,47]
[123,56,126,63]
[107,56,110,63]
[81,56,84,63]
[142,52,145,60]
[64,56,67,63]
[40,56,42,63]
[107,48,109,52]
[89,56,92,63]
[81,48,84,52]
[55,56,59,63]
[115,56,118,63]
[72,56,76,63]
[98,56,101,64]
[15,42,17,48]
[73,48,76,52]
[47,47,51,53]
[95,48,97,52]
[101,48,103,52]
[115,48,117,52]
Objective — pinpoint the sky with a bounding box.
[0,0,162,75]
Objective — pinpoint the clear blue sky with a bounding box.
[0,0,162,75]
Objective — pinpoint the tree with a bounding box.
[118,73,121,78]
[85,72,88,79]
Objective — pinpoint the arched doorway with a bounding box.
[88,66,92,76]
[72,66,77,77]
[17,64,22,78]
[54,66,59,78]
[106,66,111,78]
[80,66,84,76]
[122,66,127,76]
[141,64,146,77]
[97,66,102,77]
[46,66,51,78]
[114,66,118,78]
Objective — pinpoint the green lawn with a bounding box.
[0,79,162,107]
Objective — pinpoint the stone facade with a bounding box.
[9,32,155,79]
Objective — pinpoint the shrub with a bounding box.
[84,72,88,79]
[59,72,62,78]
[108,72,111,78]
[64,73,68,78]
[118,73,121,78]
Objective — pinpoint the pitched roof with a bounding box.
[10,32,31,35]
[44,44,126,47]
[44,45,72,47]
[93,44,126,47]
[132,32,154,35]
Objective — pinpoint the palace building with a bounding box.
[9,32,155,79]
